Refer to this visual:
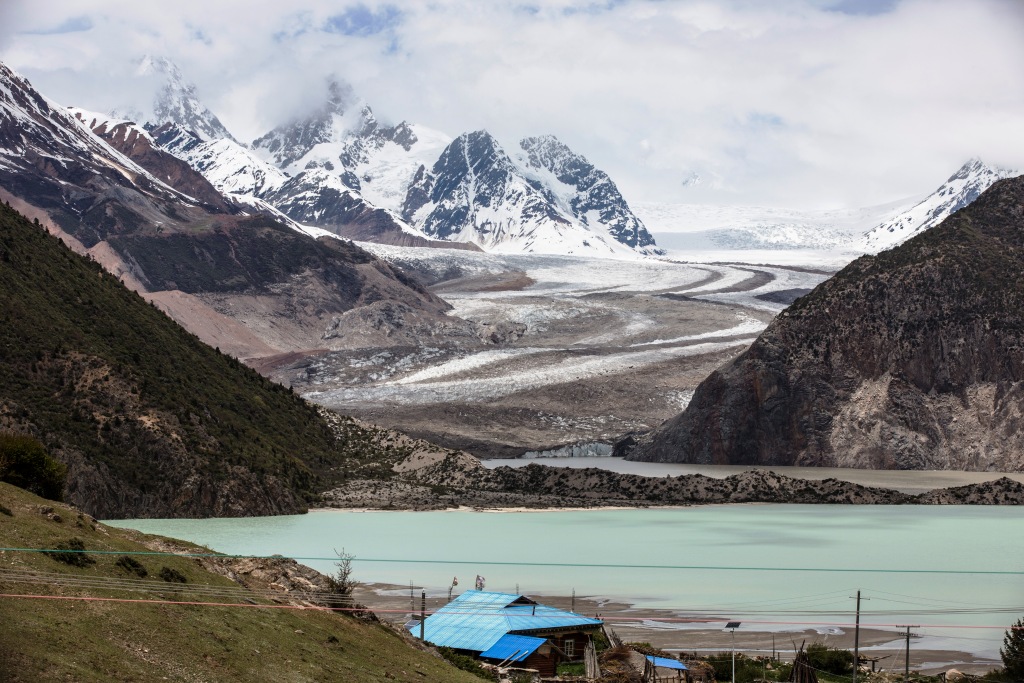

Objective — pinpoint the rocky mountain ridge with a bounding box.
[860,159,1019,253]
[402,130,662,256]
[628,175,1024,471]
[109,64,657,256]
[0,61,476,360]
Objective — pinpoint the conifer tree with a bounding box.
[1001,618,1024,680]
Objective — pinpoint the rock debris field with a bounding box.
[296,247,831,458]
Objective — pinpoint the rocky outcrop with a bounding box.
[630,175,1024,471]
[324,451,1024,509]
[916,477,1024,504]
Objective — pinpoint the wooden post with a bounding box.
[420,591,426,641]
[896,625,919,682]
[852,590,861,683]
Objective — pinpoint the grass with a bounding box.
[0,481,483,683]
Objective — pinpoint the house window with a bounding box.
[564,639,575,658]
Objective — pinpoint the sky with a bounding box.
[1,0,1023,208]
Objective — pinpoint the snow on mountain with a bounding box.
[249,78,451,217]
[70,109,237,214]
[340,116,452,213]
[117,56,237,143]
[518,135,659,253]
[152,123,289,199]
[858,159,1020,253]
[400,130,657,256]
[250,79,367,178]
[0,63,182,201]
[150,118,444,247]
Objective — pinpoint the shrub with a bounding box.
[706,653,766,683]
[50,538,95,567]
[436,647,495,681]
[806,642,853,676]
[158,566,187,583]
[115,555,148,577]
[0,432,66,501]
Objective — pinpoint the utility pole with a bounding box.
[420,591,426,641]
[850,590,869,683]
[896,625,919,682]
[572,588,576,613]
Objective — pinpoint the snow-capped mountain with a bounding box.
[71,110,236,213]
[251,79,366,179]
[250,78,452,213]
[89,68,656,257]
[116,56,236,143]
[340,115,452,213]
[153,119,462,249]
[859,159,1020,253]
[153,123,289,199]
[0,62,211,244]
[519,135,658,252]
[401,130,660,256]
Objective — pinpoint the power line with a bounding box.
[0,591,1021,632]
[5,547,1024,575]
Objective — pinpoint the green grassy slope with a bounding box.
[0,201,404,518]
[0,481,481,682]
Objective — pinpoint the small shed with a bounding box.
[409,590,603,676]
[643,655,689,682]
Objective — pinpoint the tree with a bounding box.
[0,432,66,500]
[320,548,358,610]
[1001,618,1024,680]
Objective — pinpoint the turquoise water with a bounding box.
[107,505,1024,658]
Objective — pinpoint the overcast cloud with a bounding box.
[2,0,1023,208]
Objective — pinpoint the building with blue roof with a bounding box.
[408,590,603,676]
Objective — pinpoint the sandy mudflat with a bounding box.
[355,584,1001,677]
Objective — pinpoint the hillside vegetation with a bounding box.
[0,481,481,682]
[0,202,426,518]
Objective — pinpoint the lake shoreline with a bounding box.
[357,581,1002,677]
[110,504,1023,680]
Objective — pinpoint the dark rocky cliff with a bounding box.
[630,175,1024,471]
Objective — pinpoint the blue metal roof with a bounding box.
[407,590,603,653]
[646,655,688,670]
[479,634,547,662]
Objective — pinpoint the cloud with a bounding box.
[323,5,403,36]
[2,0,1023,209]
[22,16,94,35]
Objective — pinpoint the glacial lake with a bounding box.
[107,505,1024,660]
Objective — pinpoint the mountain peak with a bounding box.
[326,78,357,116]
[250,77,371,172]
[118,55,236,144]
[518,134,661,254]
[860,158,1020,253]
